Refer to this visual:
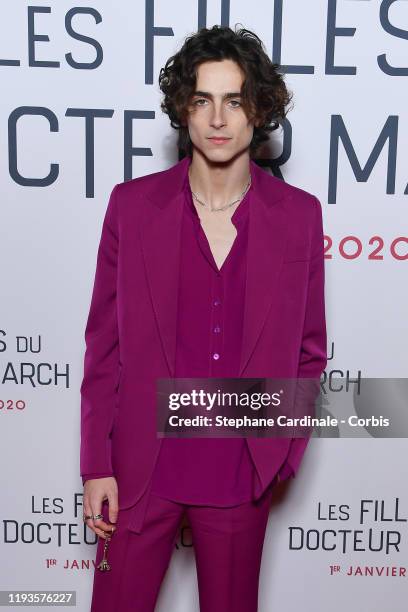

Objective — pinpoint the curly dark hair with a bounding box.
[158,24,293,158]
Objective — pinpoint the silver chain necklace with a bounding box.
[189,174,252,212]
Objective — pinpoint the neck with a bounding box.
[188,151,251,210]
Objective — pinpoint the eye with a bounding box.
[193,98,207,106]
[229,100,241,107]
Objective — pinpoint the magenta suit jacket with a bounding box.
[80,155,327,530]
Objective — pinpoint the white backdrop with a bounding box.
[1,1,407,610]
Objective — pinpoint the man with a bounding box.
[80,25,327,612]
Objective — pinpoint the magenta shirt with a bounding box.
[149,173,256,506]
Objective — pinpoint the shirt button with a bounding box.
[213,298,221,306]
[213,325,221,333]
[212,353,220,360]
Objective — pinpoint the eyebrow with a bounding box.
[192,90,242,99]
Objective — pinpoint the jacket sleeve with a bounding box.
[79,184,121,481]
[81,472,114,486]
[279,195,327,480]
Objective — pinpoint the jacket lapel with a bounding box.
[139,156,290,378]
[239,182,288,374]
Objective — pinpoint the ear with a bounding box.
[252,113,261,128]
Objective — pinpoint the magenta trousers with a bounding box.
[90,486,273,612]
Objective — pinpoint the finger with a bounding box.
[85,522,106,538]
[89,499,108,532]
[94,526,110,539]
[91,499,112,533]
[93,517,115,533]
[107,492,119,526]
[83,497,97,530]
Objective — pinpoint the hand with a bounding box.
[83,476,118,539]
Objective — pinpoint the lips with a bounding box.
[208,137,231,143]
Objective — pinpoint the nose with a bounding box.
[210,103,226,128]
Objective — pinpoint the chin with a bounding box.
[203,148,237,163]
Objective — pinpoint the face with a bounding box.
[184,59,257,162]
